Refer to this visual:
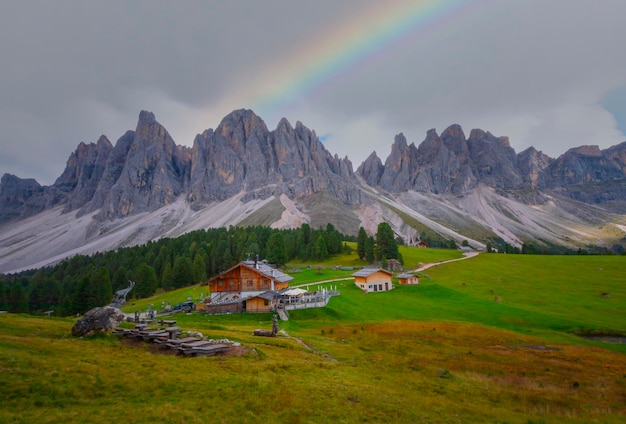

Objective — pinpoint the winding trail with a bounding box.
[413,251,480,272]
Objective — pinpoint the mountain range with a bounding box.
[1,109,625,273]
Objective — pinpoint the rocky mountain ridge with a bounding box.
[357,125,626,208]
[1,109,625,273]
[1,110,359,226]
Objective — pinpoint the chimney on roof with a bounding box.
[255,254,259,269]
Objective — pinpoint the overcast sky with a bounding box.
[1,0,625,185]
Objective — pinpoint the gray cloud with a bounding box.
[1,0,625,185]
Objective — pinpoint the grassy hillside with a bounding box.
[2,253,626,423]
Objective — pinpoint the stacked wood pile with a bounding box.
[113,323,236,357]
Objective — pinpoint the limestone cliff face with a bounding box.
[549,145,624,186]
[54,135,113,212]
[0,174,47,224]
[84,130,135,214]
[378,133,416,192]
[439,124,476,194]
[356,152,384,186]
[188,109,359,207]
[517,147,552,189]
[545,143,626,206]
[95,111,191,219]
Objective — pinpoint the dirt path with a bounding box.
[413,251,479,272]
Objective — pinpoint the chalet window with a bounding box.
[218,280,224,288]
[247,280,253,287]
[379,284,383,291]
[264,300,269,306]
[262,279,269,287]
[229,280,235,288]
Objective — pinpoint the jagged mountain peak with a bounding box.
[138,110,156,125]
[276,117,293,132]
[393,132,408,146]
[441,123,465,139]
[96,135,112,148]
[566,145,602,157]
[217,109,269,138]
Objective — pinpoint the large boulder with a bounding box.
[71,306,126,337]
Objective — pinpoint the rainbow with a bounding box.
[240,0,481,121]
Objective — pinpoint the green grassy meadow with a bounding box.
[2,250,626,423]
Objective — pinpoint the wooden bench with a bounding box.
[165,326,180,340]
[180,344,230,357]
[140,330,169,341]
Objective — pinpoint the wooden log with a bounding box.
[180,344,230,357]
[253,329,275,337]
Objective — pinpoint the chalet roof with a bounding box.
[241,261,293,283]
[351,268,392,277]
[396,273,415,279]
[252,291,278,301]
[202,261,293,286]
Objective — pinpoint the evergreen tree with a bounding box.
[0,281,7,310]
[301,223,311,246]
[161,263,175,291]
[365,236,375,263]
[375,222,398,260]
[28,271,60,313]
[245,233,261,259]
[86,267,112,310]
[325,223,342,255]
[112,266,129,293]
[172,257,193,288]
[357,227,367,260]
[58,279,85,316]
[192,254,207,283]
[9,284,29,313]
[134,263,158,299]
[313,235,329,260]
[221,247,233,272]
[266,232,288,266]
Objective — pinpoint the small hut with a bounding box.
[397,273,419,285]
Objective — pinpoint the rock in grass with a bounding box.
[72,306,126,337]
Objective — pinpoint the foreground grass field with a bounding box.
[2,252,625,423]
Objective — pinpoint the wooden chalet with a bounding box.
[352,268,393,293]
[396,273,419,285]
[200,261,293,313]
